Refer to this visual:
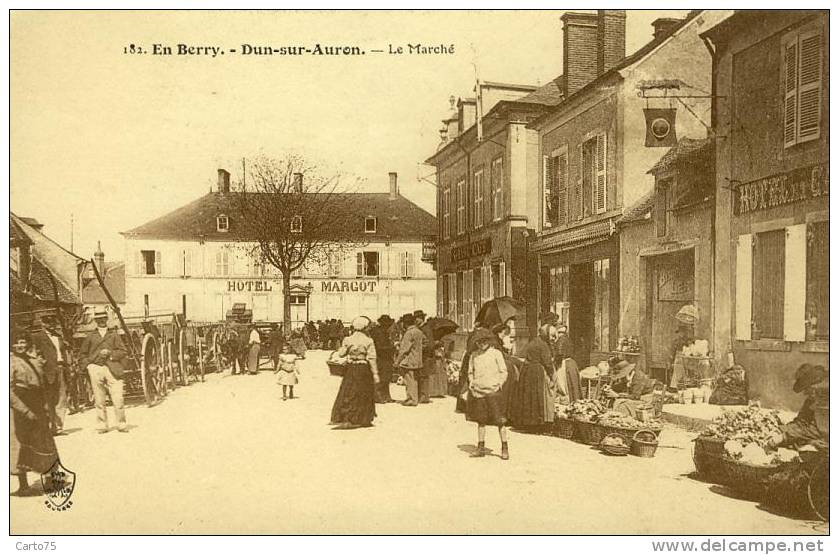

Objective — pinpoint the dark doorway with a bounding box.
[569,262,594,367]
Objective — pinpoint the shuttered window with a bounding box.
[139,250,161,276]
[456,272,464,329]
[784,26,823,147]
[544,155,556,228]
[442,185,451,239]
[400,252,416,278]
[215,248,230,276]
[544,148,569,228]
[498,261,507,297]
[182,249,192,277]
[448,274,458,320]
[595,133,607,213]
[491,157,503,221]
[456,179,466,235]
[735,234,753,340]
[752,230,786,339]
[806,221,829,339]
[473,169,484,229]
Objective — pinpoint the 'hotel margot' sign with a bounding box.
[734,164,829,215]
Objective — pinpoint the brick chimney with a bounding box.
[292,172,303,193]
[458,98,477,134]
[389,172,399,200]
[652,18,682,41]
[217,168,230,194]
[562,12,599,97]
[597,10,626,75]
[94,241,105,275]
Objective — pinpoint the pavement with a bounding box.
[10,350,827,534]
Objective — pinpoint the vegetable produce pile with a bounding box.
[723,440,799,466]
[566,399,606,422]
[445,359,461,384]
[700,405,783,446]
[598,411,663,431]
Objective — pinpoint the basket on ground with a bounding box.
[692,436,727,482]
[719,458,793,499]
[631,429,659,457]
[573,419,603,445]
[600,433,631,456]
[597,423,661,444]
[553,418,576,440]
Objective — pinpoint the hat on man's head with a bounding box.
[611,360,636,381]
[793,364,828,393]
[93,309,109,319]
[351,316,371,331]
[471,328,495,345]
[378,314,394,325]
[413,310,426,320]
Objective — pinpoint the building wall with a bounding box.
[712,10,828,410]
[123,238,436,323]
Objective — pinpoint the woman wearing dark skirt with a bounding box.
[464,329,510,460]
[329,316,379,429]
[11,331,59,496]
[507,324,556,429]
[455,322,487,414]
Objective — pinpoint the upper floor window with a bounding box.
[783,25,823,148]
[217,215,229,232]
[290,215,303,233]
[544,147,568,228]
[491,157,504,221]
[138,250,161,276]
[400,252,416,278]
[580,134,606,217]
[181,249,192,277]
[456,179,466,235]
[356,251,379,277]
[473,169,484,229]
[364,216,377,233]
[442,184,451,239]
[326,251,342,276]
[215,247,231,276]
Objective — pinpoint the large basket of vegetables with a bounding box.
[552,406,576,439]
[567,399,607,445]
[596,412,663,444]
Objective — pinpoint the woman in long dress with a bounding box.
[426,340,449,398]
[11,331,59,496]
[246,325,261,375]
[329,316,380,429]
[507,324,556,429]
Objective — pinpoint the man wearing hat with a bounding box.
[370,315,396,403]
[767,364,828,450]
[414,310,433,404]
[31,314,70,435]
[78,309,129,433]
[395,314,428,406]
[604,360,657,418]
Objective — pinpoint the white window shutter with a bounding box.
[408,252,416,277]
[499,261,507,297]
[542,155,552,228]
[154,251,162,275]
[596,133,607,213]
[784,39,799,147]
[784,224,807,341]
[356,253,364,276]
[797,30,822,143]
[735,234,753,340]
[135,251,142,276]
[558,151,568,226]
[577,143,584,220]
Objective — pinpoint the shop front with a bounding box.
[538,225,619,368]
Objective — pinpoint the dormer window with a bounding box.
[290,215,303,233]
[217,215,229,232]
[364,216,377,233]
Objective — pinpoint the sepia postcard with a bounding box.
[8,6,831,542]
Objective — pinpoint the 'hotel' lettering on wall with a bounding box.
[227,281,273,292]
[735,164,829,215]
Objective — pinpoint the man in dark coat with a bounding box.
[605,361,656,419]
[31,315,70,435]
[78,310,129,433]
[395,314,427,406]
[768,364,828,450]
[370,315,395,403]
[414,310,432,403]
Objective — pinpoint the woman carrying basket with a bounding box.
[329,316,379,429]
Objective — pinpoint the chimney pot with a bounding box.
[652,17,682,41]
[292,172,304,193]
[597,10,626,75]
[389,172,399,200]
[561,11,599,97]
[217,169,231,194]
[93,240,105,276]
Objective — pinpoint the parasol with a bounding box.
[422,317,459,340]
[476,296,523,327]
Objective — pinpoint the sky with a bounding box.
[11,9,690,262]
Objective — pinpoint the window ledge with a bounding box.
[800,341,829,353]
[739,339,791,352]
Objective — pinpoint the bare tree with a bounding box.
[230,155,365,331]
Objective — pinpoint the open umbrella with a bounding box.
[476,296,523,327]
[422,317,459,340]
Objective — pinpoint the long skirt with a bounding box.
[427,358,448,398]
[11,387,59,475]
[247,344,260,374]
[455,352,472,414]
[507,362,554,427]
[330,362,376,426]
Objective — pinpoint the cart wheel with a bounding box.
[197,339,205,382]
[178,330,189,386]
[808,459,829,522]
[141,334,160,406]
[164,340,175,387]
[156,339,168,397]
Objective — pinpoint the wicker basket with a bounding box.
[600,433,630,456]
[631,429,659,458]
[692,437,728,482]
[719,457,789,499]
[573,419,602,445]
[597,423,662,445]
[327,361,346,377]
[553,418,576,440]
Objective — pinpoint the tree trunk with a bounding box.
[282,269,292,334]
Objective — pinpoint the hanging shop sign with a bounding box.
[227,280,274,292]
[644,108,678,147]
[450,237,492,262]
[322,280,378,293]
[734,164,829,215]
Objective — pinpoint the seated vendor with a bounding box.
[768,364,828,451]
[603,360,656,418]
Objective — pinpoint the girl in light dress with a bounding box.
[275,344,300,400]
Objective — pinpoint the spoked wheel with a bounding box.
[140,335,161,406]
[808,458,829,522]
[197,338,205,382]
[178,330,190,386]
[164,340,176,388]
